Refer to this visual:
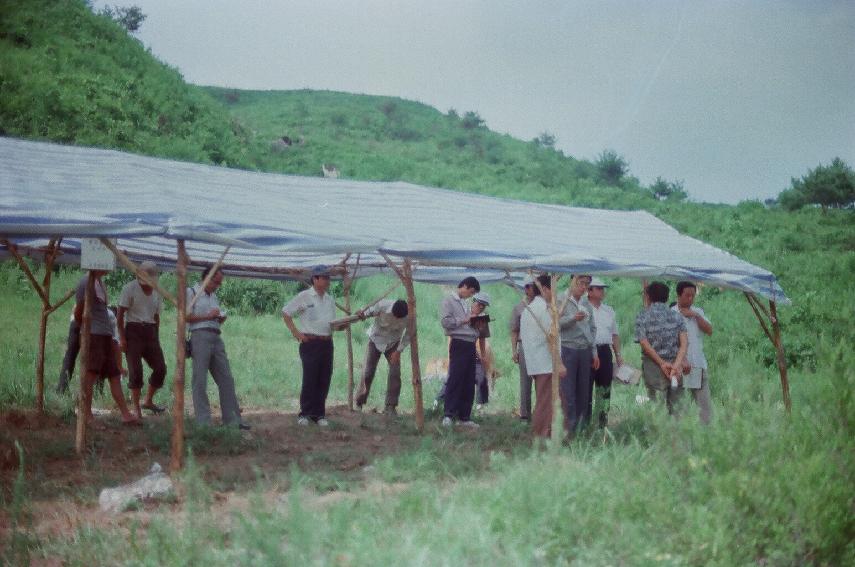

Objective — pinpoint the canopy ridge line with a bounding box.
[98,238,178,307]
[186,245,231,313]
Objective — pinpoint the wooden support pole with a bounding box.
[170,240,188,473]
[75,272,94,455]
[343,271,355,410]
[769,301,792,413]
[401,259,425,432]
[46,288,75,316]
[744,293,774,344]
[99,238,178,307]
[380,253,424,432]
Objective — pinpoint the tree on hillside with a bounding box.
[461,111,485,130]
[596,149,629,186]
[101,5,146,32]
[650,176,688,201]
[533,131,557,149]
[779,157,855,213]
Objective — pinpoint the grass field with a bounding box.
[1,259,853,565]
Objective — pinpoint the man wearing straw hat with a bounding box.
[283,266,337,426]
[118,260,167,419]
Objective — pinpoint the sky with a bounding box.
[95,1,854,204]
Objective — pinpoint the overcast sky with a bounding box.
[95,1,854,204]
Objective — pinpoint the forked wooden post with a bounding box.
[548,274,563,445]
[744,293,791,413]
[769,301,791,413]
[170,240,188,473]
[75,272,94,455]
[342,267,355,410]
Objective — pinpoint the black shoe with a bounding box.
[238,423,252,431]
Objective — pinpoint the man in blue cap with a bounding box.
[283,266,337,426]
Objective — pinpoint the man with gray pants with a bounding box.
[186,266,249,430]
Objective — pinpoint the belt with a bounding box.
[304,334,331,341]
[596,343,612,347]
[127,322,157,327]
[192,328,221,335]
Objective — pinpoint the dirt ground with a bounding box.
[0,404,439,542]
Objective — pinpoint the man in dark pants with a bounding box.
[587,277,623,427]
[439,276,481,428]
[283,266,336,426]
[118,261,167,418]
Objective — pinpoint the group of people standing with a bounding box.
[510,274,712,439]
[58,263,712,436]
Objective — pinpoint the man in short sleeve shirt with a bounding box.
[587,277,623,427]
[355,298,410,415]
[509,278,537,421]
[634,281,688,414]
[283,266,337,426]
[672,281,714,424]
[118,261,167,418]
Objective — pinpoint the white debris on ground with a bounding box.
[98,462,174,513]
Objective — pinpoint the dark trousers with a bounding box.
[589,344,614,427]
[57,320,80,393]
[299,339,334,421]
[560,346,593,433]
[125,323,167,390]
[443,338,476,421]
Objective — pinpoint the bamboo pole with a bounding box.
[98,238,178,307]
[769,301,792,413]
[170,240,189,473]
[75,272,94,455]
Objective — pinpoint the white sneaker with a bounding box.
[317,418,330,427]
[297,417,310,426]
[441,416,453,427]
[459,420,480,429]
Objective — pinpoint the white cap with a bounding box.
[473,291,491,306]
[588,277,608,288]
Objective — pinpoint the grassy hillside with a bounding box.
[0,2,853,565]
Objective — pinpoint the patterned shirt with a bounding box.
[635,303,687,360]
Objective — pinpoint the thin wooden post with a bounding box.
[548,274,563,445]
[769,301,792,413]
[34,239,60,414]
[401,260,425,432]
[75,272,94,455]
[171,240,188,473]
[99,238,178,307]
[343,272,355,410]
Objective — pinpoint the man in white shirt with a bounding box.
[672,281,714,424]
[282,266,337,426]
[354,299,410,415]
[118,261,167,418]
[587,277,623,428]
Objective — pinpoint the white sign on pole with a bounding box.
[80,238,116,271]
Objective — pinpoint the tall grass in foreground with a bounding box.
[27,343,853,566]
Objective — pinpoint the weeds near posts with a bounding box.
[2,441,39,565]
